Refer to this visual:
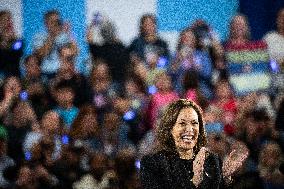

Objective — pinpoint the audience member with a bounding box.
[0,10,23,78]
[128,14,170,63]
[0,6,283,189]
[32,10,77,80]
[88,18,129,86]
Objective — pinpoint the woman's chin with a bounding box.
[178,142,196,151]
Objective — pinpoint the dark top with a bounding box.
[6,125,30,164]
[89,42,129,84]
[0,38,23,77]
[128,36,170,61]
[55,75,93,108]
[140,150,223,189]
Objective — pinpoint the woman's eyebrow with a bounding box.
[180,118,199,122]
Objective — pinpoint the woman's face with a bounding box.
[171,108,199,151]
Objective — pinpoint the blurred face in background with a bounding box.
[155,72,172,92]
[45,13,61,35]
[17,166,35,186]
[259,143,282,169]
[92,63,110,81]
[215,81,231,99]
[81,113,98,137]
[25,56,41,78]
[59,45,75,63]
[104,112,119,131]
[12,102,32,127]
[4,76,21,97]
[0,11,14,34]
[277,8,284,32]
[56,87,74,108]
[113,97,130,114]
[207,134,229,158]
[141,16,156,36]
[230,15,249,40]
[245,117,267,139]
[92,63,111,92]
[41,111,60,135]
[146,52,159,69]
[58,61,75,79]
[90,153,108,179]
[180,30,196,49]
[125,80,139,97]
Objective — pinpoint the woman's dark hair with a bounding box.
[139,13,156,37]
[275,98,284,131]
[156,99,206,155]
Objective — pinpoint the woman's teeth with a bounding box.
[181,135,194,142]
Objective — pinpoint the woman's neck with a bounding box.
[178,149,194,160]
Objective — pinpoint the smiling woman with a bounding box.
[140,99,248,189]
[171,108,200,159]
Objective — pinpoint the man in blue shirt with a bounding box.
[32,10,77,80]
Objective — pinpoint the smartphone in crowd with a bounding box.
[19,90,28,101]
[61,134,70,145]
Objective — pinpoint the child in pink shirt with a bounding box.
[146,72,179,129]
[210,80,237,135]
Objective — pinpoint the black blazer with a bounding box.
[140,150,223,189]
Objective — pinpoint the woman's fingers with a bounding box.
[223,148,249,177]
[193,147,207,187]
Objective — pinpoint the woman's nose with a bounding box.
[185,124,194,132]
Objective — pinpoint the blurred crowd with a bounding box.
[0,8,284,189]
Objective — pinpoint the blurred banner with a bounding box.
[225,41,272,96]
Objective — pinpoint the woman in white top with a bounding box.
[264,8,284,66]
[264,8,284,92]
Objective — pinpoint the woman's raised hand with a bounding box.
[222,141,249,179]
[192,147,207,187]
